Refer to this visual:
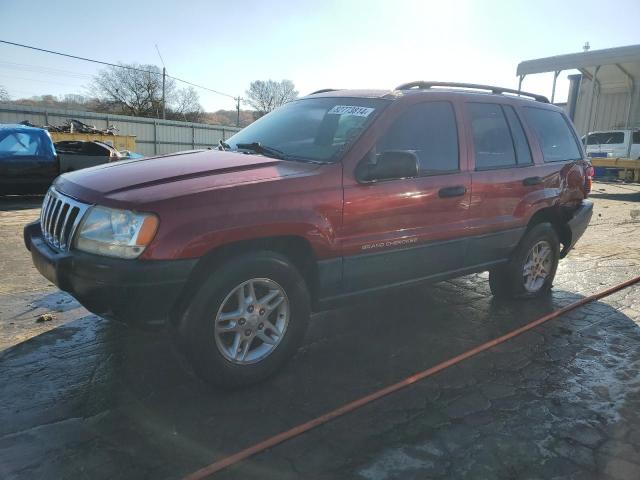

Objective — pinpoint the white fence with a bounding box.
[0,103,242,156]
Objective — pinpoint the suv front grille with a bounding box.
[40,189,91,251]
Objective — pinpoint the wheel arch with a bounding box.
[169,235,318,326]
[526,206,572,257]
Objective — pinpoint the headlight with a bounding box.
[74,206,159,259]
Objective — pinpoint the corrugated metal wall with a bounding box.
[572,81,639,135]
[0,103,241,156]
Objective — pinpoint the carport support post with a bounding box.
[518,74,525,94]
[584,66,600,148]
[551,70,561,103]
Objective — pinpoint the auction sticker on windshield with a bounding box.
[327,105,375,117]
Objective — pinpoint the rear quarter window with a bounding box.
[523,108,582,162]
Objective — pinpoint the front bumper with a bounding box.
[24,221,197,325]
[566,200,593,253]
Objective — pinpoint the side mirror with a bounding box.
[358,150,419,183]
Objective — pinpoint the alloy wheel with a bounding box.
[522,240,553,293]
[214,278,290,364]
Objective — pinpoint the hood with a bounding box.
[55,149,319,205]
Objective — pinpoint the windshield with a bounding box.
[226,97,388,163]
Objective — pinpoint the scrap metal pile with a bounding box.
[20,119,118,135]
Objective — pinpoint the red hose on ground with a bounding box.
[183,275,640,480]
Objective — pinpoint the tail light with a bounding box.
[584,165,594,196]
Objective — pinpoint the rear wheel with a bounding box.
[489,223,560,299]
[179,251,310,388]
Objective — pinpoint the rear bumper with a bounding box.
[24,221,197,325]
[565,200,593,254]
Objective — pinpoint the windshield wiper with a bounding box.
[218,140,230,151]
[235,142,287,160]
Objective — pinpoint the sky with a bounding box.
[1,0,639,112]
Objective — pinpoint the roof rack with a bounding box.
[309,88,339,95]
[395,81,550,103]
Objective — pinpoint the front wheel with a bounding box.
[179,251,310,388]
[489,223,560,299]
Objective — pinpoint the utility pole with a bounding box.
[235,96,241,127]
[162,67,166,120]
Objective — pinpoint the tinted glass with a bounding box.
[523,108,582,162]
[376,101,458,175]
[503,105,532,165]
[0,129,55,160]
[633,131,640,144]
[469,103,516,169]
[0,132,40,157]
[226,97,387,163]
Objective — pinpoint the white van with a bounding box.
[583,130,640,159]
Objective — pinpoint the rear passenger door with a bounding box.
[341,100,471,293]
[465,102,540,266]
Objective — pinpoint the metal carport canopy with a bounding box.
[517,44,640,136]
[516,44,640,76]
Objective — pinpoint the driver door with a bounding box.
[340,100,471,293]
[0,129,57,193]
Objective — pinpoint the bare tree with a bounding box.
[0,85,10,102]
[245,80,298,118]
[92,63,175,117]
[170,87,205,123]
[92,64,204,121]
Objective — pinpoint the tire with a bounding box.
[489,223,560,299]
[179,251,310,388]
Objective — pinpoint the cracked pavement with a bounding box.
[1,182,640,479]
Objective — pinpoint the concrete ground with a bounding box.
[1,181,639,479]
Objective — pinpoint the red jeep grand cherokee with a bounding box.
[25,82,593,387]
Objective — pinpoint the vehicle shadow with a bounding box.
[0,280,638,479]
[0,194,43,211]
[589,190,640,202]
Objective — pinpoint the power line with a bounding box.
[166,75,235,99]
[0,39,156,74]
[0,73,87,88]
[0,60,94,79]
[0,39,237,99]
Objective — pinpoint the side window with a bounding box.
[632,131,640,144]
[523,108,582,162]
[469,103,516,169]
[503,105,532,165]
[376,101,459,175]
[0,132,41,158]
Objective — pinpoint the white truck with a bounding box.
[583,129,640,159]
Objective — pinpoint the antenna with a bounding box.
[155,44,167,119]
[155,44,166,69]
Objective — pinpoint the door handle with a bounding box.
[438,185,467,198]
[523,176,543,186]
